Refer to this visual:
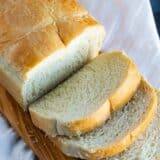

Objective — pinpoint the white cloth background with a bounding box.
[0,0,160,159]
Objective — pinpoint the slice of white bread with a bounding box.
[29,51,141,137]
[0,0,105,109]
[54,80,157,159]
[106,91,160,160]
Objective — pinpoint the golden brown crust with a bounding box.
[0,0,52,51]
[47,0,98,44]
[66,100,111,135]
[109,54,141,111]
[44,0,87,20]
[55,16,98,45]
[84,80,158,159]
[4,24,65,74]
[0,0,102,77]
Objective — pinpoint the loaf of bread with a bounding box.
[54,80,157,159]
[1,2,158,160]
[0,0,106,109]
[29,51,141,137]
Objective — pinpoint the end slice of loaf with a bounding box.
[29,51,141,137]
[106,92,160,160]
[54,80,157,159]
[0,0,105,109]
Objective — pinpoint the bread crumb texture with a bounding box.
[56,80,157,159]
[107,92,160,160]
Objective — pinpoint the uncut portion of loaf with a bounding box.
[0,0,106,108]
[54,80,157,160]
[107,92,160,160]
[29,51,141,137]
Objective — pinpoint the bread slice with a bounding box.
[54,80,157,160]
[0,0,105,109]
[106,91,160,160]
[29,51,141,137]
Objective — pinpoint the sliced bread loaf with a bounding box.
[29,51,141,137]
[0,0,105,109]
[106,92,160,160]
[54,80,157,159]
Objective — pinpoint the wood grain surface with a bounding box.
[0,85,76,160]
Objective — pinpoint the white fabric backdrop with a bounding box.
[0,0,160,159]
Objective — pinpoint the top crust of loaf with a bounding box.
[0,0,104,77]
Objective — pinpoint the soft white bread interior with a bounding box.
[29,51,141,137]
[53,80,157,160]
[107,92,160,160]
[0,0,106,109]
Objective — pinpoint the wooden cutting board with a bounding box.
[0,85,77,160]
